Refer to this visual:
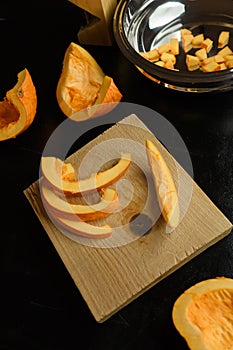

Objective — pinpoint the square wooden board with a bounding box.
[24,114,233,322]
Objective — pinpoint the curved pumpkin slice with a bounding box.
[146,139,179,228]
[0,68,37,141]
[172,277,233,350]
[41,181,119,221]
[56,42,122,119]
[48,207,112,239]
[41,153,131,196]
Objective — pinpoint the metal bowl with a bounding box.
[113,0,233,92]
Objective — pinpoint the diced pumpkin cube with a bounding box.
[180,28,192,37]
[219,63,227,70]
[214,54,225,64]
[224,54,233,62]
[202,56,215,65]
[164,60,175,70]
[139,48,160,62]
[195,48,207,61]
[201,38,213,53]
[192,34,204,48]
[170,38,179,55]
[160,52,176,64]
[218,46,233,57]
[226,60,233,69]
[202,61,221,72]
[182,34,194,52]
[218,31,230,49]
[155,60,165,67]
[158,43,171,55]
[186,54,200,71]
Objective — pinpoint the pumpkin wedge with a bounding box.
[56,42,122,120]
[48,207,112,239]
[146,139,179,228]
[40,153,131,196]
[41,180,119,221]
[172,277,233,350]
[0,68,37,141]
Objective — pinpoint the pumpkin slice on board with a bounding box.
[40,153,131,196]
[146,139,180,228]
[41,180,119,221]
[0,68,37,141]
[172,277,233,350]
[47,206,113,239]
[56,42,122,120]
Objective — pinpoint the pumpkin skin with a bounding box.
[0,68,37,141]
[172,277,233,350]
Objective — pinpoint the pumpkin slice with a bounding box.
[41,153,131,196]
[48,207,112,239]
[146,139,179,228]
[41,180,119,221]
[56,42,122,119]
[0,68,37,141]
[172,277,233,350]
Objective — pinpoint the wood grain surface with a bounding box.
[24,114,233,322]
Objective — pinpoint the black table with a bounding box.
[1,1,233,349]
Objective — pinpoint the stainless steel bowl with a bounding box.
[113,0,233,92]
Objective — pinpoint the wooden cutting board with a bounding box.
[24,114,232,322]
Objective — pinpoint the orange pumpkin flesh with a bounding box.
[146,139,179,228]
[56,42,122,120]
[0,68,37,141]
[172,277,233,350]
[41,180,120,221]
[41,153,131,196]
[47,206,113,239]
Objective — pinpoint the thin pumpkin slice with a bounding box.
[47,206,112,239]
[146,139,179,228]
[0,68,37,141]
[41,180,119,221]
[40,153,131,196]
[56,42,122,120]
[172,277,233,350]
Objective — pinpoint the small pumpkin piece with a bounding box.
[172,277,233,350]
[201,38,213,53]
[218,31,230,49]
[195,48,207,61]
[186,55,200,71]
[170,38,179,55]
[182,34,194,53]
[202,61,221,72]
[224,54,233,62]
[160,52,176,65]
[226,60,233,69]
[219,62,227,70]
[139,48,160,62]
[0,68,37,141]
[218,45,233,57]
[192,33,204,48]
[157,43,171,55]
[214,54,225,64]
[155,61,165,67]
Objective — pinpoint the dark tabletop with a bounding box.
[1,1,233,349]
